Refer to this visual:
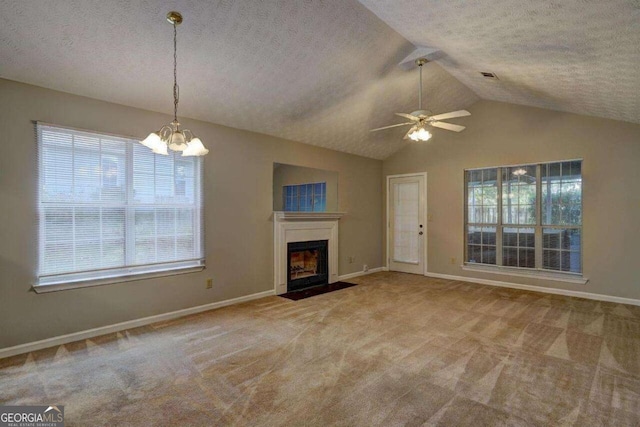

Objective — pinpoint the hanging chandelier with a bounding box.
[140,11,208,156]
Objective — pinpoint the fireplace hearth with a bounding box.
[287,240,328,292]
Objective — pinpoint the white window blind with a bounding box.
[37,123,204,288]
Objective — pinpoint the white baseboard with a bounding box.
[338,267,385,281]
[425,272,640,307]
[0,289,275,360]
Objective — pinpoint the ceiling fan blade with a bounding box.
[395,112,420,121]
[370,122,414,132]
[429,110,471,121]
[403,126,418,140]
[430,121,466,132]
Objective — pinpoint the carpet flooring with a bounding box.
[1,272,639,426]
[280,281,357,300]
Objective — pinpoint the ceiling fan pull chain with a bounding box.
[418,62,423,110]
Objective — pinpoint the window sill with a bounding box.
[461,263,588,285]
[33,264,205,294]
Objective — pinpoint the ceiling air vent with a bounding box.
[480,71,499,80]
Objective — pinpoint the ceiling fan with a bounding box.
[370,58,470,141]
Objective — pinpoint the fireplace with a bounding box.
[273,211,344,295]
[287,240,328,292]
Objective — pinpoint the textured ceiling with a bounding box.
[2,1,635,161]
[0,0,477,159]
[359,0,640,125]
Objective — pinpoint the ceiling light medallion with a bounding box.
[140,11,208,156]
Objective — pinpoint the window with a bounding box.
[283,182,326,212]
[37,123,204,288]
[465,160,582,275]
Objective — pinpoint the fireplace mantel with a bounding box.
[274,211,346,221]
[273,211,345,295]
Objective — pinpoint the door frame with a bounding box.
[386,172,428,275]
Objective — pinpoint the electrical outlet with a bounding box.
[450,258,456,265]
[206,278,213,289]
[348,256,354,264]
[363,264,368,272]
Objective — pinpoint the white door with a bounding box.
[388,174,426,275]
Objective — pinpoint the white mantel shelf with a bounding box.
[274,211,346,221]
[273,211,345,295]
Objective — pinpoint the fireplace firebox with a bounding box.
[287,240,328,292]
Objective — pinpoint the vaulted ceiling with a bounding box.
[0,1,637,159]
[359,0,640,125]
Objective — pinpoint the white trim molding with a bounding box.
[461,263,588,285]
[0,289,275,360]
[276,211,346,221]
[338,267,385,281]
[33,264,205,293]
[425,271,640,306]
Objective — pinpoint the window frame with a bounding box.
[463,160,585,283]
[34,122,205,293]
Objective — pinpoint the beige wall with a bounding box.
[0,79,383,348]
[272,164,339,211]
[384,100,640,300]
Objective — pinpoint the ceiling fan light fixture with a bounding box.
[140,11,208,157]
[370,57,470,141]
[408,126,432,142]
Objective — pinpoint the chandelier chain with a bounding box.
[173,22,179,123]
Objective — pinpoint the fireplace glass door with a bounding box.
[287,240,328,291]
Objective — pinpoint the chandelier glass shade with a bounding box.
[140,121,208,156]
[140,11,208,157]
